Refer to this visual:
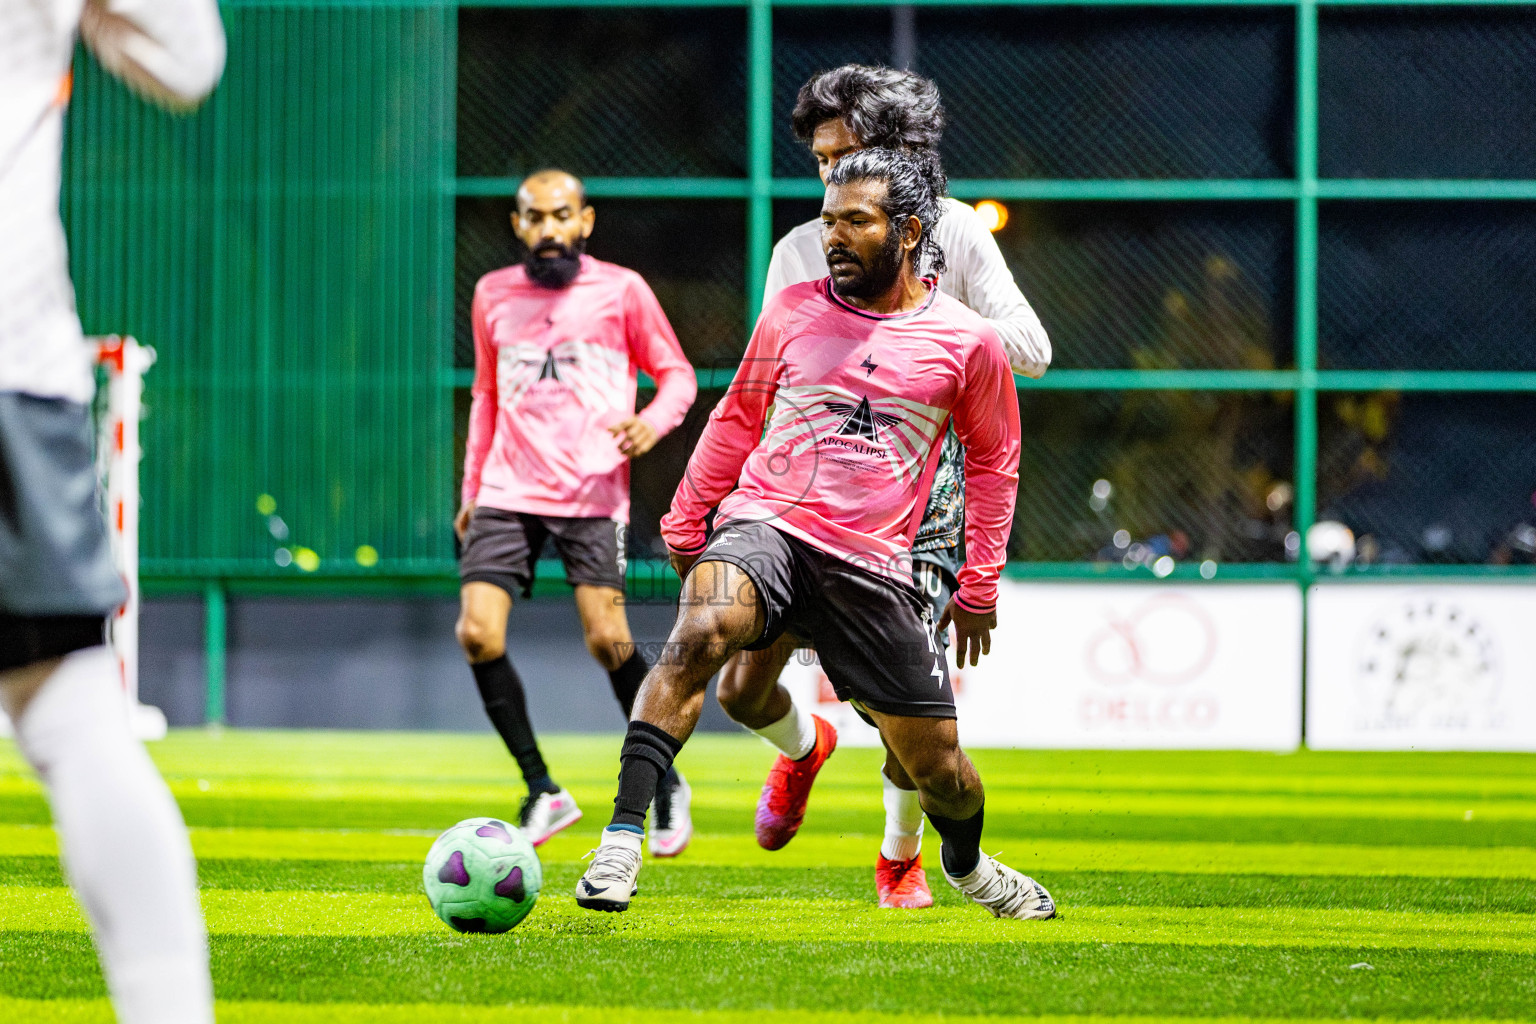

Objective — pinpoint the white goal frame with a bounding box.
[96,337,168,739]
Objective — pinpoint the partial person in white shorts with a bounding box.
[1,1,224,1021]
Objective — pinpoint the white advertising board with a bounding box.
[1307,584,1536,751]
[780,581,1302,749]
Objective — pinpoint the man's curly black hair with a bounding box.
[791,64,948,202]
[825,147,947,277]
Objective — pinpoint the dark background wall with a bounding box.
[140,597,738,733]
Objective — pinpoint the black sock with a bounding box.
[471,656,557,795]
[606,649,649,719]
[929,803,985,878]
[611,721,683,830]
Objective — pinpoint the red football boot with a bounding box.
[876,854,935,909]
[754,715,837,850]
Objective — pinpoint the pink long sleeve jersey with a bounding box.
[662,279,1021,614]
[464,256,697,521]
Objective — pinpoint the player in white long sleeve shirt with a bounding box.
[715,65,1051,911]
[765,195,1050,379]
[2,2,223,1021]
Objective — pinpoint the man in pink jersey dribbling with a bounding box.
[457,170,697,855]
[574,149,1056,920]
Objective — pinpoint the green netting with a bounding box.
[992,201,1293,371]
[1317,394,1536,565]
[918,8,1293,180]
[1320,9,1536,179]
[1014,391,1294,564]
[773,8,1293,180]
[457,8,747,179]
[1319,202,1536,372]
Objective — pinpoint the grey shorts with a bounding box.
[459,507,626,599]
[0,393,125,618]
[1,394,123,670]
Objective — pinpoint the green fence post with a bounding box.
[204,580,227,726]
[1295,0,1320,743]
[746,0,774,330]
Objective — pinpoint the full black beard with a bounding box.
[828,226,905,300]
[524,238,586,289]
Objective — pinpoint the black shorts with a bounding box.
[696,521,954,719]
[460,508,626,599]
[912,558,959,648]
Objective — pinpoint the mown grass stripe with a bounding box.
[9,736,1536,792]
[6,776,1532,821]
[21,856,1536,916]
[5,825,1535,878]
[3,1000,1532,1024]
[5,795,1535,846]
[7,857,1531,914]
[5,935,1535,1018]
[5,886,1533,951]
[8,728,1533,772]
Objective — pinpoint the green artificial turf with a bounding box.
[2,731,1534,1022]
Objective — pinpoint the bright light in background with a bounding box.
[973,200,1009,233]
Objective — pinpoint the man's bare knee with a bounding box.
[456,617,505,663]
[882,744,917,790]
[910,755,970,804]
[584,627,632,671]
[670,611,736,663]
[716,654,750,709]
[0,658,59,723]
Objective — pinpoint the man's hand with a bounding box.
[609,417,659,459]
[454,502,475,541]
[669,550,701,581]
[938,599,997,669]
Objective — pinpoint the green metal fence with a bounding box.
[62,0,1536,710]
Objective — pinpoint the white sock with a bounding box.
[879,770,924,862]
[749,700,816,760]
[13,647,212,1024]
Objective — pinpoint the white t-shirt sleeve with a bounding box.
[942,199,1052,379]
[764,230,811,301]
[79,0,225,109]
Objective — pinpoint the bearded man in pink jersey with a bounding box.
[456,170,698,854]
[574,149,1056,920]
[721,64,1052,911]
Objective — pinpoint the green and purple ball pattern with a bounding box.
[423,817,543,932]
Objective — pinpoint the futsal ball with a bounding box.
[423,817,542,932]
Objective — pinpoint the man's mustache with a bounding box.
[826,247,863,269]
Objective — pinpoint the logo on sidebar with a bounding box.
[1352,598,1502,732]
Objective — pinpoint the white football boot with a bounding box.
[575,828,643,912]
[648,771,693,858]
[944,851,1057,920]
[517,787,583,846]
